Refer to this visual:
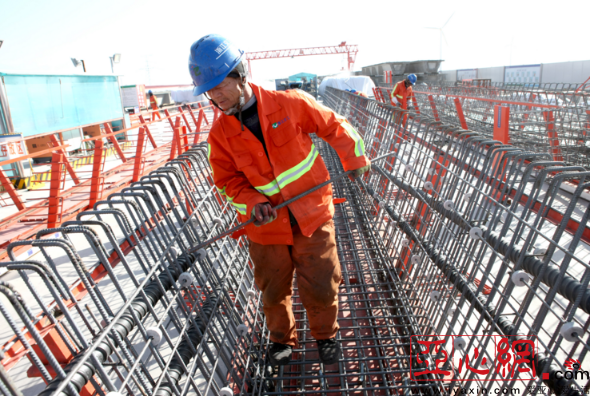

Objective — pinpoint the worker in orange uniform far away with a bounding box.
[148,90,161,119]
[189,34,371,366]
[390,74,417,110]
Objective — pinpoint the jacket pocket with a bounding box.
[234,152,253,169]
[270,125,301,147]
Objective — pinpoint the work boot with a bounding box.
[317,338,341,365]
[268,342,292,366]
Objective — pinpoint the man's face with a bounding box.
[207,77,241,110]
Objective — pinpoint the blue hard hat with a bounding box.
[407,74,417,85]
[189,34,244,96]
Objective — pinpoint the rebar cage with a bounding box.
[376,83,590,169]
[0,87,589,395]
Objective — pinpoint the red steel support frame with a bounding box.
[88,140,104,209]
[0,168,25,210]
[543,111,564,162]
[428,95,440,122]
[178,106,193,133]
[103,123,127,163]
[164,109,177,131]
[193,106,206,144]
[138,115,158,149]
[198,103,210,126]
[133,127,146,183]
[170,118,182,160]
[454,98,468,129]
[47,152,64,228]
[374,88,382,103]
[49,135,80,185]
[576,75,590,93]
[181,125,188,153]
[411,94,420,115]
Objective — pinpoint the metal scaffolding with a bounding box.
[0,87,589,395]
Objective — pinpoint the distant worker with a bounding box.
[189,35,370,366]
[345,89,368,98]
[148,90,162,120]
[390,74,417,110]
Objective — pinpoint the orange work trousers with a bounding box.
[248,219,342,347]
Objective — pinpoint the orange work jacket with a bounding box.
[207,83,369,245]
[149,95,158,110]
[391,80,413,110]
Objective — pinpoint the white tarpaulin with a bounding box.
[170,89,207,104]
[318,76,375,97]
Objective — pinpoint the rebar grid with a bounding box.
[376,83,590,169]
[324,87,590,395]
[245,137,445,395]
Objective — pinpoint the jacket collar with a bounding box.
[249,83,281,115]
[221,83,281,138]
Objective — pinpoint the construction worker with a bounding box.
[390,74,417,110]
[148,90,161,120]
[189,35,370,366]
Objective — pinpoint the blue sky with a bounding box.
[0,0,588,86]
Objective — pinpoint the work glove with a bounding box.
[350,161,371,180]
[251,202,277,227]
[391,97,399,105]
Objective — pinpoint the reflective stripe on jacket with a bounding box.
[207,83,369,245]
[391,81,413,109]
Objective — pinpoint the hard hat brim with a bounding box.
[192,72,229,96]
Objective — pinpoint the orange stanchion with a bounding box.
[198,103,210,126]
[411,93,420,115]
[138,114,158,149]
[49,135,81,185]
[185,105,200,137]
[169,117,182,160]
[88,140,105,208]
[454,98,468,129]
[103,123,127,163]
[133,127,146,183]
[164,109,176,131]
[47,152,64,228]
[193,107,205,145]
[493,105,510,144]
[371,88,380,102]
[178,106,193,133]
[0,168,25,210]
[181,125,188,153]
[428,95,440,122]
